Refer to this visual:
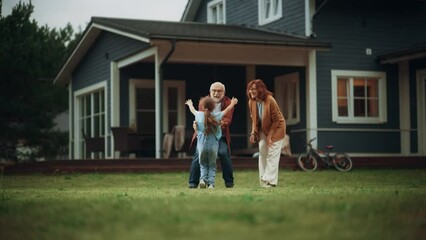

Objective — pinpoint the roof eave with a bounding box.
[378,43,426,64]
[53,21,151,86]
[379,52,426,64]
[53,24,102,86]
[181,0,201,22]
[150,36,331,50]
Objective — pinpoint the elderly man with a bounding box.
[188,82,235,188]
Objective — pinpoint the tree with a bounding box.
[0,0,81,161]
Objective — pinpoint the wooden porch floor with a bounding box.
[3,156,425,174]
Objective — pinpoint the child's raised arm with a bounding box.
[221,97,238,116]
[185,99,197,116]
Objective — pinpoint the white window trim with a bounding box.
[258,0,282,26]
[416,69,426,155]
[331,70,387,124]
[73,81,108,159]
[207,0,226,24]
[305,0,315,37]
[129,79,186,132]
[275,73,300,125]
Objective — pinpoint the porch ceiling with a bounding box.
[148,40,311,66]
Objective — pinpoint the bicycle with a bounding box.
[297,138,353,172]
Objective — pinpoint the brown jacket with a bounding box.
[190,96,234,153]
[249,95,286,142]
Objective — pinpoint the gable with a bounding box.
[72,31,149,90]
[182,0,308,36]
[54,16,330,87]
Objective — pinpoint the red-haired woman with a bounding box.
[246,79,286,187]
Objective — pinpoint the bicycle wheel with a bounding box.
[333,153,353,172]
[297,153,318,172]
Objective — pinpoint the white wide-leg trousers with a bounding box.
[258,132,284,186]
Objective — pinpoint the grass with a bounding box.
[0,169,425,240]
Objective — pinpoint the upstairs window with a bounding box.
[208,0,226,24]
[331,70,387,124]
[258,0,282,25]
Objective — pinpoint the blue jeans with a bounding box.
[197,135,218,186]
[189,137,234,187]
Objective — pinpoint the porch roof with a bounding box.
[91,17,331,48]
[54,17,331,86]
[378,42,426,64]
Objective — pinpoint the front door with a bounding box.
[129,79,186,154]
[275,72,300,125]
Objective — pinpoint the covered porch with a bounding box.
[54,17,330,160]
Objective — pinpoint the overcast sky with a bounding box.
[2,0,188,31]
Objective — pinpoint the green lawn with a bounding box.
[1,169,425,240]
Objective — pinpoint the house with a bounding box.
[54,0,426,159]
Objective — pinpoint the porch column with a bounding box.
[155,52,163,158]
[416,69,426,155]
[306,50,318,148]
[68,82,73,159]
[110,61,120,158]
[246,65,256,146]
[399,61,410,155]
[155,41,175,158]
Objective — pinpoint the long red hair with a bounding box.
[246,79,272,101]
[199,96,220,135]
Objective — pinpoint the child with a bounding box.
[185,96,238,189]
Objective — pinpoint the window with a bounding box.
[129,80,186,134]
[275,73,300,125]
[77,87,106,158]
[331,70,387,124]
[258,0,282,25]
[208,0,226,24]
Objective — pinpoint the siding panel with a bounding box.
[196,0,306,36]
[73,31,148,91]
[314,0,426,153]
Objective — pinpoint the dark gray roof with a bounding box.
[91,17,331,49]
[378,42,426,64]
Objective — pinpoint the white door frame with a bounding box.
[417,69,426,155]
[129,79,186,130]
[275,72,300,125]
[73,81,108,159]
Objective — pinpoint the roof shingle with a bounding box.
[91,17,331,48]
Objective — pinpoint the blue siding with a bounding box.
[72,31,149,123]
[72,31,148,91]
[196,0,306,35]
[319,131,400,153]
[194,0,208,22]
[226,0,258,26]
[312,0,426,153]
[71,31,149,155]
[268,0,305,35]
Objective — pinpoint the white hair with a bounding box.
[210,82,226,92]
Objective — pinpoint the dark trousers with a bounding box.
[188,137,234,187]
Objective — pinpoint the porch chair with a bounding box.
[82,131,105,157]
[111,127,145,158]
[162,125,193,158]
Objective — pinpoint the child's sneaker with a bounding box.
[208,184,214,189]
[199,180,206,189]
